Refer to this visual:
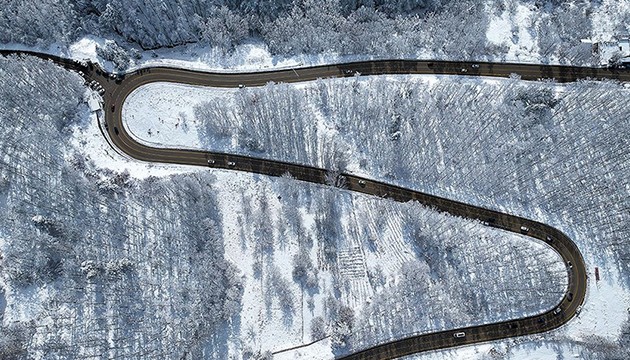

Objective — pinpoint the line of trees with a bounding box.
[1,0,619,65]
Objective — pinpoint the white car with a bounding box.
[472,64,480,68]
[358,180,366,187]
[227,161,236,167]
[553,307,562,315]
[453,332,466,338]
[520,225,529,233]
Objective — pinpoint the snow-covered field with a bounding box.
[123,83,232,151]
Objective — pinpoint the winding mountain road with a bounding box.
[0,50,610,359]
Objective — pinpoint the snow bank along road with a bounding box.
[5,50,623,359]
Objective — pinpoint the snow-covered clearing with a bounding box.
[486,3,538,62]
[122,83,233,151]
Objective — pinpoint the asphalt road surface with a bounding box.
[0,50,603,359]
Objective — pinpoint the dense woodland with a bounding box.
[2,0,627,66]
[0,56,242,359]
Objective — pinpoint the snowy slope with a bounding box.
[118,76,629,359]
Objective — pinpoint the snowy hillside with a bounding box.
[123,74,630,358]
[1,0,629,358]
[0,56,242,359]
[2,56,577,359]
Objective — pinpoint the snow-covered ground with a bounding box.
[61,36,376,74]
[77,97,571,359]
[485,3,538,62]
[3,12,629,356]
[71,89,206,179]
[214,176,567,358]
[122,83,232,151]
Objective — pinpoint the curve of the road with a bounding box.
[1,50,605,359]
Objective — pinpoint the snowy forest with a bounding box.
[2,54,620,359]
[1,0,630,357]
[192,75,630,288]
[2,0,629,66]
[192,75,630,357]
[0,56,243,358]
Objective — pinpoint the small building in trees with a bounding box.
[593,36,630,67]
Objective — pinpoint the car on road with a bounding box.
[472,64,480,68]
[545,235,553,243]
[238,84,245,88]
[207,159,215,165]
[567,261,573,269]
[453,332,466,338]
[358,180,366,187]
[520,225,529,234]
[111,105,115,112]
[553,307,562,315]
[227,161,236,167]
[461,68,468,73]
